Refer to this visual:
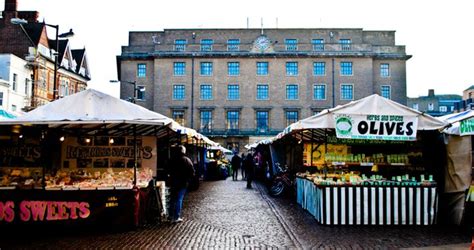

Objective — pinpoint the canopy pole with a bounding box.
[40,128,46,189]
[324,129,328,178]
[133,124,137,186]
[310,130,314,167]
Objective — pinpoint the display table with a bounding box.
[297,177,438,225]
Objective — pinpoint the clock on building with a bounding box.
[253,36,271,52]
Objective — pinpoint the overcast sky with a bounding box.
[5,0,474,98]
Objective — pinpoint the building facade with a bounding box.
[0,0,90,110]
[407,89,461,117]
[117,28,411,151]
[452,85,474,112]
[0,53,32,113]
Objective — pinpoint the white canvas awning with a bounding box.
[278,94,447,140]
[0,89,172,126]
[439,109,474,135]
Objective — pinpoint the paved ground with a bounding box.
[0,175,471,249]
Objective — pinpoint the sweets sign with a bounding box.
[334,114,418,141]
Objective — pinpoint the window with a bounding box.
[200,62,213,76]
[0,92,3,106]
[286,84,299,100]
[137,64,146,77]
[135,86,145,100]
[200,110,212,132]
[257,62,269,76]
[340,84,353,100]
[412,103,419,110]
[173,85,186,100]
[174,39,187,51]
[200,84,213,100]
[313,62,326,76]
[172,110,185,125]
[173,62,186,76]
[286,62,298,76]
[312,39,324,51]
[12,73,17,91]
[285,39,298,51]
[340,62,353,76]
[381,85,391,99]
[313,84,326,100]
[286,111,298,126]
[227,85,240,100]
[340,39,351,51]
[200,39,213,51]
[256,85,269,100]
[227,62,240,76]
[256,111,269,133]
[227,111,239,131]
[428,103,434,111]
[439,106,448,112]
[380,63,390,77]
[25,78,30,95]
[227,39,240,51]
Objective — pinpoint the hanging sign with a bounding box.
[334,114,418,141]
[460,117,474,136]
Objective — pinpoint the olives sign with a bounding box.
[334,114,418,141]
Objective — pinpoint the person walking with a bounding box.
[240,152,246,180]
[231,152,241,181]
[243,153,254,189]
[168,145,195,223]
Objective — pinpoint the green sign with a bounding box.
[334,114,418,141]
[460,118,474,136]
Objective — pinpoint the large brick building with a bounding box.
[117,28,411,151]
[0,0,90,110]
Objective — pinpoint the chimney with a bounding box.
[428,89,435,97]
[5,0,18,12]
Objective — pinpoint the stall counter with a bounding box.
[297,177,438,225]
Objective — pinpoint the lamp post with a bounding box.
[11,18,74,101]
[110,80,144,103]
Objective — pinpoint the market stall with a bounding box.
[439,110,474,226]
[0,89,173,228]
[274,94,447,225]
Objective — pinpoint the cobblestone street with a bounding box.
[0,176,471,249]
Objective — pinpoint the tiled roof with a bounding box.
[464,85,474,91]
[71,49,85,73]
[48,39,69,63]
[23,22,44,45]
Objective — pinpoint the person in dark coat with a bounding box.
[240,152,246,180]
[169,145,195,223]
[231,152,241,181]
[243,153,254,189]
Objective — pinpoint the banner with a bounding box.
[334,114,418,141]
[460,117,474,136]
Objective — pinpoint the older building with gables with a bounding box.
[0,0,90,110]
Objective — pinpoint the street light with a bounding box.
[110,80,145,103]
[11,18,74,101]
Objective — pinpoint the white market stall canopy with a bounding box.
[0,89,172,126]
[0,89,179,137]
[276,94,447,142]
[440,109,474,136]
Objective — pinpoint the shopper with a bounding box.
[231,152,241,181]
[241,152,246,180]
[169,145,195,223]
[243,153,254,189]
